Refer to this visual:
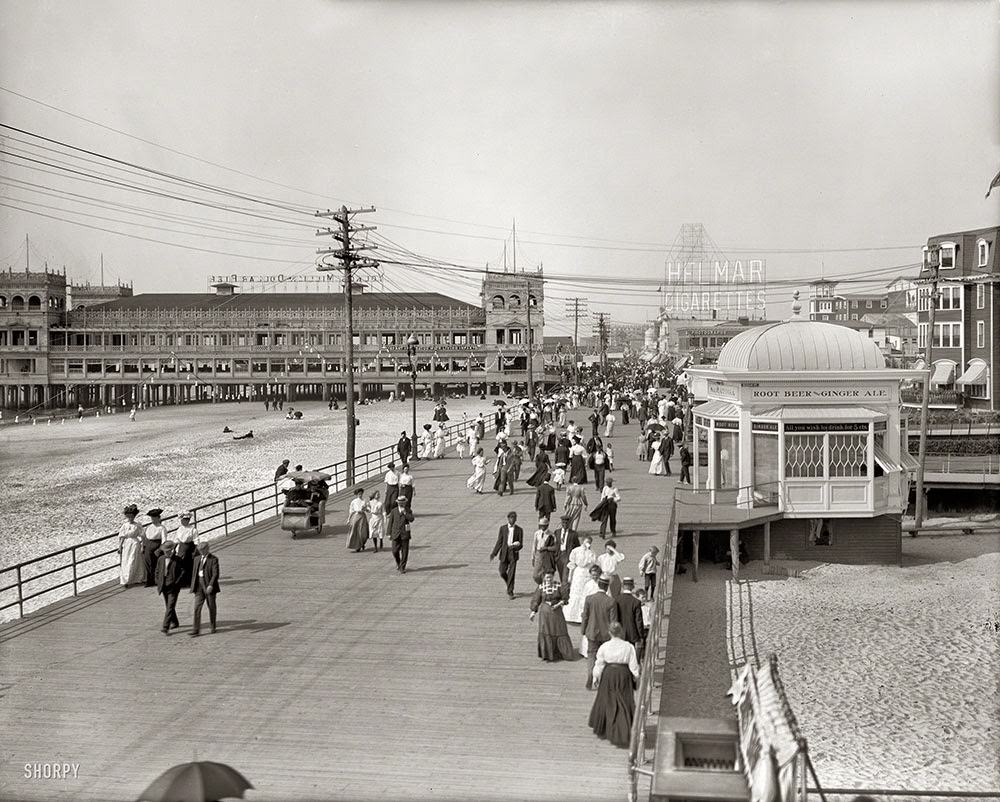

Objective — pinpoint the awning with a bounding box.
[639,353,654,362]
[899,451,920,471]
[674,356,691,370]
[753,405,886,420]
[692,399,740,419]
[956,361,988,387]
[874,445,902,473]
[930,361,955,386]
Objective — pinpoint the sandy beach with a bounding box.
[662,534,1000,790]
[0,396,504,567]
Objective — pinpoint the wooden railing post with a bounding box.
[17,565,24,618]
[250,488,256,524]
[72,547,78,596]
[222,498,229,536]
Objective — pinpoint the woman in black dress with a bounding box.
[525,449,551,487]
[589,621,640,748]
[528,571,574,662]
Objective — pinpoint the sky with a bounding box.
[1,0,997,338]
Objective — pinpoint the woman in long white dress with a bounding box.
[648,438,665,476]
[576,564,603,655]
[467,427,479,460]
[366,490,385,552]
[432,425,446,459]
[117,503,145,587]
[466,448,488,493]
[604,411,616,437]
[564,536,598,623]
[419,425,433,459]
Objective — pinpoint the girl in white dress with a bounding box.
[433,425,446,459]
[117,504,145,587]
[467,426,479,460]
[604,411,616,437]
[564,536,598,624]
[648,439,665,476]
[366,490,385,551]
[466,448,488,493]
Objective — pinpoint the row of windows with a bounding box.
[48,330,489,348]
[489,294,539,310]
[922,239,991,270]
[917,322,963,349]
[0,330,40,346]
[0,294,64,310]
[51,357,496,376]
[785,434,868,479]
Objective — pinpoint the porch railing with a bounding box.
[627,494,679,802]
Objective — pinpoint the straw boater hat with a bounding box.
[538,516,549,526]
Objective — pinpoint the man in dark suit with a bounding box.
[154,541,183,635]
[386,496,415,574]
[554,514,580,584]
[189,541,220,637]
[396,432,412,466]
[534,475,556,522]
[580,576,618,689]
[616,577,646,662]
[489,511,523,599]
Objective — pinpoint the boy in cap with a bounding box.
[638,546,660,599]
[154,541,183,634]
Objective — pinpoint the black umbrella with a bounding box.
[137,761,253,802]
[646,422,665,432]
[492,399,507,406]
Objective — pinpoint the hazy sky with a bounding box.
[1,0,997,337]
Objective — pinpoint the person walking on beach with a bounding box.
[563,481,588,533]
[638,546,659,599]
[565,544,599,624]
[274,459,290,482]
[528,570,575,662]
[117,504,145,587]
[386,497,414,574]
[155,541,183,635]
[581,576,618,689]
[189,541,220,637]
[142,508,166,588]
[490,511,523,599]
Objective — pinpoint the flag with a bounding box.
[987,168,1000,199]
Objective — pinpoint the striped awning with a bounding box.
[899,451,920,471]
[930,361,955,386]
[956,361,988,387]
[692,399,740,419]
[753,405,885,420]
[874,445,902,473]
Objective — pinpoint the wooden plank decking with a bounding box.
[0,427,676,802]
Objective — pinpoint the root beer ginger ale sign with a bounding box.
[662,259,766,319]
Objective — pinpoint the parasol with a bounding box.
[284,470,332,483]
[645,422,665,432]
[137,761,253,802]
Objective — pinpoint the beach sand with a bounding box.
[662,534,999,789]
[0,396,503,566]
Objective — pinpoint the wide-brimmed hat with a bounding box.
[538,516,549,526]
[146,508,163,517]
[123,504,139,516]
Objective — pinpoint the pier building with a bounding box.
[0,266,550,410]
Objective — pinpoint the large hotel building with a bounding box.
[0,267,551,410]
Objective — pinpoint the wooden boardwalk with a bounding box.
[0,425,675,802]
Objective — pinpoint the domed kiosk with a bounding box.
[683,295,925,566]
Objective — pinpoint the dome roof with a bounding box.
[717,320,886,371]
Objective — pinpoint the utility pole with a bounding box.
[564,297,588,385]
[914,245,940,532]
[593,312,610,374]
[525,276,535,400]
[316,205,378,485]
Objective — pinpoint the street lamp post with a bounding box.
[407,333,419,461]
